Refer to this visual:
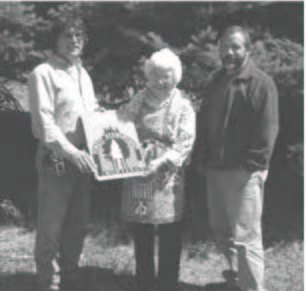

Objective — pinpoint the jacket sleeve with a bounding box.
[192,100,207,166]
[241,77,279,171]
[163,100,196,168]
[28,68,79,158]
[190,71,216,168]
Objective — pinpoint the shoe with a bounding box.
[126,277,157,291]
[222,269,238,284]
[35,283,60,291]
[35,274,60,291]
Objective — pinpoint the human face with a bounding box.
[56,27,84,61]
[147,66,176,98]
[219,32,249,74]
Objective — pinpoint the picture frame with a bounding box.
[82,110,146,181]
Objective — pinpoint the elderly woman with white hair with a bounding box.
[119,48,196,291]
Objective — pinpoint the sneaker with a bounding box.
[35,283,60,291]
[222,269,238,284]
[35,274,60,291]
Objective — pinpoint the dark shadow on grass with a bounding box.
[0,272,37,291]
[0,267,242,291]
[262,168,304,249]
[80,266,240,291]
[202,282,241,291]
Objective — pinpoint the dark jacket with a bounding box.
[195,59,279,172]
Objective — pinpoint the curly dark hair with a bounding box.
[48,17,87,51]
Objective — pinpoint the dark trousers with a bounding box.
[132,222,183,291]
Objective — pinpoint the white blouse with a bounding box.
[28,53,99,157]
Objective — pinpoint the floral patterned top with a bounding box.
[120,88,196,224]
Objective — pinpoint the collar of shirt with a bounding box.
[235,58,255,81]
[47,52,82,71]
[144,87,176,109]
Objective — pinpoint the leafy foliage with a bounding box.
[0,2,302,104]
[0,84,23,112]
[0,2,303,220]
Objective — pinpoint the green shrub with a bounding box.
[0,2,303,224]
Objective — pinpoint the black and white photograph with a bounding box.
[0,1,303,291]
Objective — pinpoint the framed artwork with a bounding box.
[82,110,146,181]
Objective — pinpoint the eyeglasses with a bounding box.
[63,29,85,41]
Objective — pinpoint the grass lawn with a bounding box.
[0,81,303,290]
[0,217,302,291]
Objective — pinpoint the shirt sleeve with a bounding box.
[163,100,196,168]
[28,68,79,158]
[241,77,279,171]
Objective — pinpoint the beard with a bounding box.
[222,55,246,72]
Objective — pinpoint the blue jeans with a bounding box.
[34,147,91,288]
[206,168,268,291]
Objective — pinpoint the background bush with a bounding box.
[0,2,303,226]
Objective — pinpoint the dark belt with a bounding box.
[42,144,87,176]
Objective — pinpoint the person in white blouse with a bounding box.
[119,48,196,291]
[28,18,99,291]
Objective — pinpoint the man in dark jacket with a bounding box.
[196,26,279,291]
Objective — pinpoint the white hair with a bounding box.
[144,48,182,84]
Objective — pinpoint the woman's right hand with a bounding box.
[135,156,169,184]
[66,149,96,175]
